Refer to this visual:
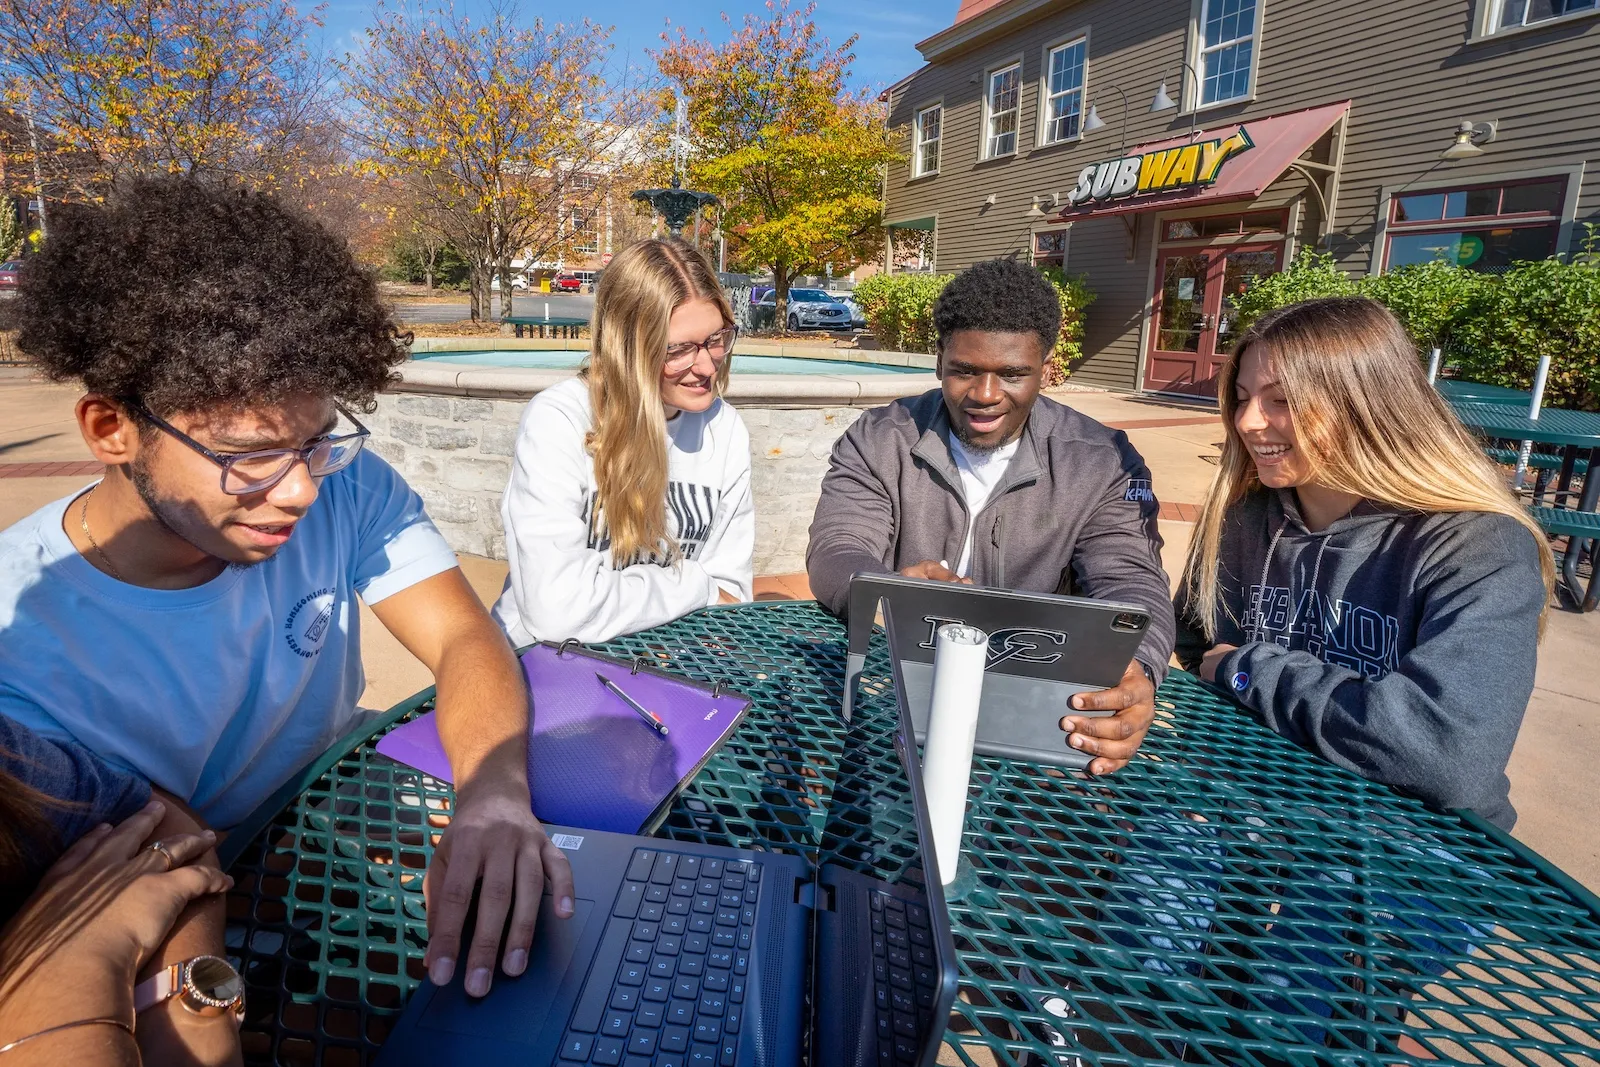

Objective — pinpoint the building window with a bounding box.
[1384,178,1565,273]
[984,63,1020,158]
[1162,210,1286,241]
[1041,39,1086,145]
[571,207,600,254]
[1495,0,1597,30]
[913,104,942,177]
[1197,0,1259,106]
[1033,230,1068,269]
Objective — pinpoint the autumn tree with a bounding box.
[0,0,332,201]
[344,1,652,320]
[655,0,898,325]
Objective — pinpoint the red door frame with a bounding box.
[1143,239,1285,396]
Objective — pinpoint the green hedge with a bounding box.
[853,268,1096,384]
[1235,248,1600,410]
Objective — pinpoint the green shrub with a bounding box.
[1233,248,1357,333]
[1039,267,1097,384]
[854,268,1097,383]
[853,271,952,355]
[1360,260,1487,354]
[1449,257,1600,411]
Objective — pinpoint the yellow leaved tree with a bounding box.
[343,0,651,320]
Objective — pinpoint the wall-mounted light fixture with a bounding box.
[983,193,998,207]
[1149,60,1202,142]
[1441,119,1497,161]
[1082,84,1132,155]
[1027,197,1048,218]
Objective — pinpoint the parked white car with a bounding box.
[828,291,868,329]
[756,288,851,331]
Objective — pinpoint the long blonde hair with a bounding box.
[1185,296,1554,640]
[584,238,734,566]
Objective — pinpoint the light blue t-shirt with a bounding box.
[0,452,459,828]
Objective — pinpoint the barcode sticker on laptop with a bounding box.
[551,834,584,851]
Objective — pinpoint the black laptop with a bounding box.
[843,573,1153,769]
[377,603,960,1067]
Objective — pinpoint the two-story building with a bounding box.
[881,0,1600,393]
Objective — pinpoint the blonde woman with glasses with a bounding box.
[493,239,754,646]
[1176,296,1553,829]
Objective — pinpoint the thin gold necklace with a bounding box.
[80,490,125,582]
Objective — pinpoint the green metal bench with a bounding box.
[1531,506,1600,611]
[503,315,588,339]
[1485,447,1590,474]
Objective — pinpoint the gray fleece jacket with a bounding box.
[1176,488,1546,829]
[806,389,1176,678]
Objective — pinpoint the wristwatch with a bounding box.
[133,955,245,1021]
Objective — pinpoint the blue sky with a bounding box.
[313,0,945,94]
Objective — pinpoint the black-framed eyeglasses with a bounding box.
[131,402,370,496]
[664,325,737,376]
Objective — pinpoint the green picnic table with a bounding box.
[1450,400,1600,609]
[217,602,1600,1066]
[1434,378,1534,406]
[504,315,588,339]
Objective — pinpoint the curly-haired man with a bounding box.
[807,257,1176,773]
[0,180,572,1031]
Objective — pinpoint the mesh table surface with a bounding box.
[222,602,1600,1067]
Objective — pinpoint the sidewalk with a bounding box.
[2,369,1594,889]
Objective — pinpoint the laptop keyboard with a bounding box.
[869,891,940,1067]
[558,849,762,1066]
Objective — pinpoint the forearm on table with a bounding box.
[433,628,532,799]
[135,792,240,1067]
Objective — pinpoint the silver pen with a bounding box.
[597,673,670,737]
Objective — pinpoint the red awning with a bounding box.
[1050,100,1350,223]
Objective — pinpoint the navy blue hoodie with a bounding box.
[1175,488,1546,829]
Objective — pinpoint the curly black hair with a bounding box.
[932,256,1061,355]
[17,178,406,415]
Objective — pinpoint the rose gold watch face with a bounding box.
[186,956,244,1010]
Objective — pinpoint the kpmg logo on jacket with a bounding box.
[285,587,337,659]
[918,616,1066,668]
[1124,479,1155,503]
[1066,128,1254,207]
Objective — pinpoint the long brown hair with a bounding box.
[584,239,734,566]
[0,764,64,917]
[1185,296,1555,640]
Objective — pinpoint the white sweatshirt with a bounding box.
[492,377,755,646]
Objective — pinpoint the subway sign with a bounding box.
[1066,128,1254,206]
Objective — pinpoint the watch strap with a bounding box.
[133,962,182,1013]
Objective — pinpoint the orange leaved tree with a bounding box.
[343,0,650,321]
[655,0,898,328]
[0,0,331,201]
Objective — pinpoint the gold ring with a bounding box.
[147,841,176,870]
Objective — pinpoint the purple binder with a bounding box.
[375,642,752,835]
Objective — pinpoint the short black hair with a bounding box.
[18,178,406,416]
[933,256,1061,355]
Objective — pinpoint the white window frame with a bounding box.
[1185,0,1264,111]
[1472,0,1600,37]
[912,101,943,178]
[981,60,1023,160]
[1037,35,1088,148]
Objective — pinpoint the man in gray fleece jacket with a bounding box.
[807,258,1177,774]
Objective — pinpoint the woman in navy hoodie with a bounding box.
[1176,296,1553,830]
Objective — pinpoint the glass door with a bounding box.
[1144,241,1283,396]
[1145,252,1216,393]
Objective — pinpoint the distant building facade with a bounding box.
[881,0,1600,392]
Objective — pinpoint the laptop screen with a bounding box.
[810,604,960,1067]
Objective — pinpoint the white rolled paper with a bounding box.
[921,623,988,887]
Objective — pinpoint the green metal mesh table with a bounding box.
[220,602,1600,1066]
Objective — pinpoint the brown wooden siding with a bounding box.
[885,0,1600,389]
